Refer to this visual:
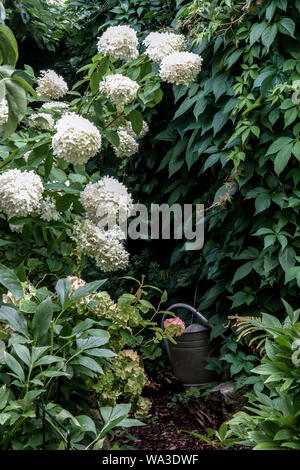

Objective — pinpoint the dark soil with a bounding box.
[119,368,248,451]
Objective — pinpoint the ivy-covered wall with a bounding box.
[122,0,300,339]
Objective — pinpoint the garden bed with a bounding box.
[119,369,248,451]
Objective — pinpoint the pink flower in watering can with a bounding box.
[164,317,186,337]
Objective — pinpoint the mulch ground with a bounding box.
[118,368,248,451]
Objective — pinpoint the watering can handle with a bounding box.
[161,303,212,331]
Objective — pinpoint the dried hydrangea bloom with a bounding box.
[52,113,102,164]
[80,176,134,225]
[113,129,139,158]
[164,317,186,337]
[0,169,44,219]
[159,51,203,85]
[0,98,9,125]
[31,112,54,130]
[143,32,185,63]
[99,74,139,108]
[72,219,129,272]
[97,25,139,62]
[36,70,68,99]
[38,196,60,222]
[73,290,118,320]
[119,120,149,140]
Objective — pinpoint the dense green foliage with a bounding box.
[124,0,300,341]
[0,268,174,448]
[227,302,300,449]
[0,273,147,449]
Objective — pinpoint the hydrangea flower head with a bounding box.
[0,98,9,125]
[164,317,186,337]
[99,74,139,108]
[36,70,68,99]
[52,113,102,164]
[31,112,54,131]
[80,176,134,225]
[72,219,129,272]
[0,169,44,218]
[114,129,139,158]
[143,32,185,63]
[38,196,60,221]
[97,25,139,62]
[159,51,203,85]
[42,101,69,112]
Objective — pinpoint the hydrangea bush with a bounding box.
[0,22,203,281]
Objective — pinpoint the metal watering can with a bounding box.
[162,303,224,387]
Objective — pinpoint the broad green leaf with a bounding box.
[5,351,25,382]
[0,24,18,67]
[13,344,30,367]
[86,348,116,358]
[232,261,253,284]
[70,279,107,301]
[274,143,293,175]
[126,109,143,135]
[0,264,23,298]
[76,334,109,351]
[76,415,97,435]
[278,246,296,272]
[0,306,28,336]
[32,297,53,340]
[55,278,72,306]
[71,356,103,374]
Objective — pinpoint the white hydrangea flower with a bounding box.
[119,120,149,140]
[31,112,54,130]
[36,70,68,99]
[73,218,107,258]
[95,226,129,272]
[113,129,139,158]
[80,176,134,226]
[66,276,86,290]
[292,80,300,105]
[38,196,60,222]
[2,290,19,306]
[0,98,9,125]
[0,169,44,218]
[143,32,185,63]
[52,113,102,164]
[9,223,23,234]
[42,101,69,111]
[159,51,203,85]
[99,74,139,108]
[49,0,67,5]
[72,219,129,272]
[97,25,139,62]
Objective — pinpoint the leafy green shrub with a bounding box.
[123,0,300,352]
[226,301,300,450]
[0,269,174,426]
[0,272,148,449]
